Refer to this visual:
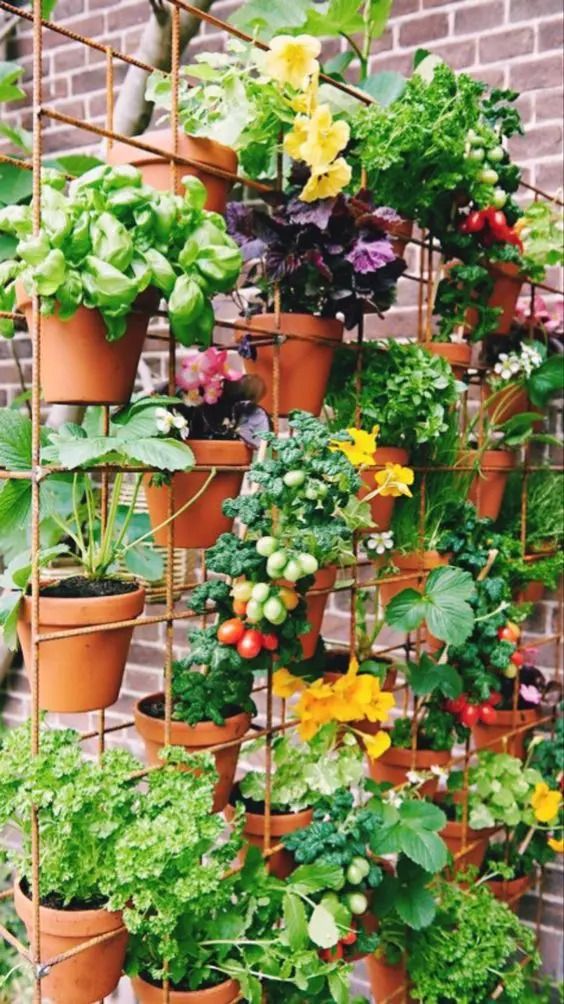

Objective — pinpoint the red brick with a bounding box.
[106,3,152,32]
[510,122,563,159]
[473,65,507,89]
[535,161,564,195]
[393,0,420,13]
[425,37,476,69]
[535,87,564,121]
[539,15,564,50]
[54,0,86,16]
[43,15,103,49]
[398,12,449,46]
[455,1,504,34]
[479,26,534,63]
[510,54,563,91]
[511,0,562,20]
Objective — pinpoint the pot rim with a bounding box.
[13,879,123,935]
[377,742,451,766]
[135,692,252,745]
[20,583,145,627]
[132,974,240,1002]
[109,128,238,170]
[236,312,345,340]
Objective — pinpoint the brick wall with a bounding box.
[0,0,562,998]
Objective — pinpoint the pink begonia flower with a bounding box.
[184,388,202,407]
[520,684,541,705]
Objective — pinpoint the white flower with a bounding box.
[384,789,403,808]
[430,764,448,779]
[155,407,174,434]
[364,531,394,556]
[406,770,426,786]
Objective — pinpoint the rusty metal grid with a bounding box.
[0,1,561,1002]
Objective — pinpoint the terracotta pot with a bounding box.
[473,708,540,759]
[484,383,535,425]
[16,282,154,405]
[366,952,411,1002]
[235,313,344,416]
[425,341,472,380]
[516,579,545,604]
[132,975,240,1004]
[463,449,515,520]
[301,566,337,660]
[487,873,531,912]
[369,742,451,796]
[387,217,414,257]
[17,585,145,713]
[135,695,251,813]
[232,801,314,879]
[360,447,410,531]
[379,551,450,606]
[466,261,524,336]
[107,128,238,211]
[14,880,127,1004]
[436,794,493,872]
[144,440,251,549]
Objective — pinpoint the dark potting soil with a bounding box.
[39,576,138,599]
[140,971,225,992]
[139,695,241,724]
[229,781,308,817]
[21,879,106,912]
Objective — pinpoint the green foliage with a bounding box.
[496,468,564,552]
[448,750,542,830]
[170,662,256,726]
[325,340,461,456]
[390,699,467,754]
[527,710,564,787]
[239,726,364,811]
[0,166,241,343]
[0,863,32,1003]
[407,879,539,1003]
[385,566,476,646]
[521,199,564,282]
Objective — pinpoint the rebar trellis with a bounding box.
[0,3,561,1003]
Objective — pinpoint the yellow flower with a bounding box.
[291,658,395,740]
[330,427,379,468]
[284,116,310,161]
[300,157,352,202]
[290,68,319,115]
[265,34,321,90]
[361,730,392,761]
[548,836,564,853]
[298,104,350,171]
[531,782,563,823]
[374,463,415,498]
[273,668,306,699]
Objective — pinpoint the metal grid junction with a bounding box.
[0,0,562,1001]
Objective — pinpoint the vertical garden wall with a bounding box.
[0,1,562,1003]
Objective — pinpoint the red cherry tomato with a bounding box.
[510,650,524,667]
[340,930,358,946]
[236,629,263,660]
[479,703,498,725]
[319,944,344,962]
[261,633,279,652]
[485,208,507,230]
[217,618,245,645]
[461,209,486,233]
[460,704,481,728]
[232,599,248,617]
[446,694,468,715]
[506,621,521,642]
[488,691,502,707]
[498,624,519,643]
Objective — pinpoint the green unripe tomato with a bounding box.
[503,663,518,679]
[467,128,482,146]
[245,599,264,623]
[479,167,499,185]
[492,187,507,208]
[346,863,365,885]
[350,856,371,878]
[282,558,303,582]
[488,145,504,163]
[283,469,306,488]
[467,147,485,162]
[263,597,287,625]
[304,484,319,500]
[266,551,288,578]
[297,553,319,576]
[256,536,278,557]
[251,582,270,604]
[346,892,368,915]
[232,580,253,602]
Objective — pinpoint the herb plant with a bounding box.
[227,190,405,329]
[448,750,543,830]
[0,166,241,345]
[520,199,564,282]
[325,339,462,455]
[497,468,564,552]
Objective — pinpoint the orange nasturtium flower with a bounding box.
[531,782,563,823]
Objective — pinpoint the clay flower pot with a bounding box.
[135,694,251,813]
[487,873,532,912]
[236,313,344,416]
[516,579,545,604]
[366,952,411,1003]
[484,383,535,425]
[425,341,472,380]
[17,584,145,713]
[107,128,238,212]
[132,975,240,1004]
[14,880,127,1004]
[463,448,515,521]
[300,565,337,660]
[387,217,414,257]
[16,282,155,405]
[360,446,410,531]
[436,794,493,873]
[472,708,541,760]
[379,550,450,606]
[465,261,524,336]
[144,440,251,549]
[368,742,450,796]
[229,795,314,879]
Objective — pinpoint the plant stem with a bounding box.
[113,474,143,557]
[97,472,123,575]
